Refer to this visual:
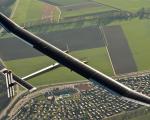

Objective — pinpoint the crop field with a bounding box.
[1,0,150,119]
[10,0,118,24]
[0,26,104,60]
[41,0,89,6]
[129,113,150,120]
[62,5,114,18]
[5,47,113,87]
[2,18,150,76]
[102,25,137,74]
[1,19,150,76]
[110,18,150,71]
[0,25,113,87]
[1,0,149,87]
[39,0,116,19]
[12,0,59,24]
[95,0,150,12]
[60,2,100,11]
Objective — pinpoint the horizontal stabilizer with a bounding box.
[3,70,15,98]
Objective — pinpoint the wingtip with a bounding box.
[29,87,37,92]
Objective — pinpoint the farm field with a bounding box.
[1,0,150,119]
[0,18,100,39]
[2,18,150,75]
[110,18,150,71]
[1,0,150,88]
[0,26,104,60]
[12,0,117,21]
[12,0,59,24]
[129,113,150,120]
[41,0,116,18]
[5,47,113,87]
[41,0,89,6]
[62,5,114,18]
[102,25,137,74]
[95,0,150,12]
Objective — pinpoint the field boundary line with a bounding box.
[56,6,61,23]
[99,26,116,76]
[10,0,20,19]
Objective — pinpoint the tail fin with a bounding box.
[3,70,15,98]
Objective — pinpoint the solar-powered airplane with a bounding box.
[0,13,150,106]
[0,44,87,98]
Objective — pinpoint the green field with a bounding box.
[110,18,150,71]
[3,0,150,87]
[95,0,150,12]
[2,0,150,119]
[62,5,114,18]
[5,47,113,87]
[12,0,116,21]
[12,0,59,24]
[13,0,44,23]
[43,0,88,6]
[11,0,150,23]
[129,113,150,120]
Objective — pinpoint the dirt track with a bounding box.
[0,26,104,60]
[103,25,137,74]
